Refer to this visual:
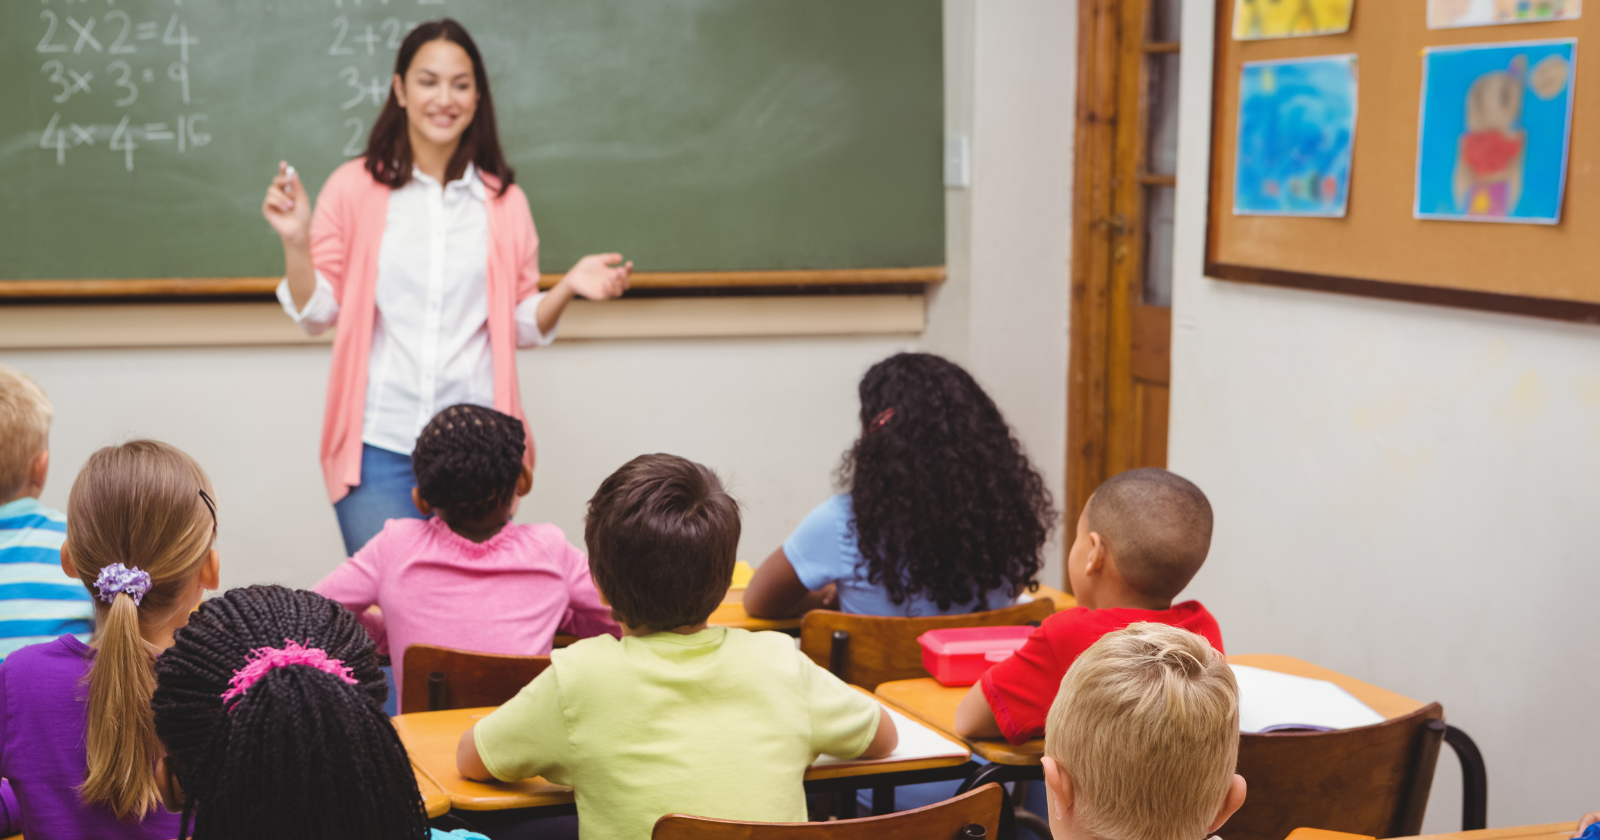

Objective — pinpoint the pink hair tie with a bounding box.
[220,639,358,710]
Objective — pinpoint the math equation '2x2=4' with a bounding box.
[34,4,203,171]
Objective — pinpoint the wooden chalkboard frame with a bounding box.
[1204,1,1600,324]
[0,267,944,303]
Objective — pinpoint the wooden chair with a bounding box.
[399,644,552,714]
[799,599,1056,691]
[651,782,1004,840]
[1228,703,1450,840]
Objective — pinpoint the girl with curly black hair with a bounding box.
[745,352,1057,618]
[150,585,488,840]
[313,403,618,710]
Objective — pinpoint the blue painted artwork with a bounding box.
[1414,39,1576,224]
[1234,55,1358,217]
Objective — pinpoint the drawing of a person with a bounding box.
[1453,55,1526,218]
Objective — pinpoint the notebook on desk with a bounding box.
[1232,664,1386,733]
[813,705,970,767]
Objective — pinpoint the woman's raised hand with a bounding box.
[262,161,312,244]
[562,253,633,300]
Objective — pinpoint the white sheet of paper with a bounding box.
[813,704,969,766]
[1232,664,1385,734]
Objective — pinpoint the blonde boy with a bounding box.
[1040,622,1246,840]
[0,367,93,660]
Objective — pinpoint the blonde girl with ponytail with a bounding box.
[0,440,218,839]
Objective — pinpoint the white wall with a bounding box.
[1171,0,1599,829]
[928,0,1076,582]
[2,0,1079,593]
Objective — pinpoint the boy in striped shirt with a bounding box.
[0,367,92,661]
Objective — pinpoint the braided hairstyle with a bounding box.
[839,353,1057,611]
[151,586,428,840]
[412,403,527,522]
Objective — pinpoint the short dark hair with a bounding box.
[412,404,526,521]
[584,454,740,632]
[1085,468,1213,600]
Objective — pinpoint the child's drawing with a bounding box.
[1415,40,1575,224]
[1234,0,1355,40]
[1234,55,1358,217]
[1428,0,1581,29]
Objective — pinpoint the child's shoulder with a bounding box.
[0,497,66,531]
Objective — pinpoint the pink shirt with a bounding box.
[312,516,619,704]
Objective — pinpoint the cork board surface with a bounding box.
[1208,2,1596,306]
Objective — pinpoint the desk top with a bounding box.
[875,653,1425,768]
[1398,824,1578,840]
[709,581,1077,634]
[395,699,970,812]
[416,768,452,818]
[1294,823,1579,840]
[1226,654,1424,720]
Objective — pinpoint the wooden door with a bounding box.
[1067,0,1182,529]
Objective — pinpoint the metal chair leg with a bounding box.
[828,630,851,679]
[1443,725,1488,831]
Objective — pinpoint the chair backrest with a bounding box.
[799,599,1056,690]
[1228,702,1446,840]
[400,644,553,714]
[651,782,1004,840]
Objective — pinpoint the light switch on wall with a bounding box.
[945,134,971,188]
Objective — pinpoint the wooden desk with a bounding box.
[1293,823,1579,840]
[1226,654,1424,720]
[707,587,802,632]
[1396,824,1578,840]
[709,581,1076,634]
[876,653,1424,768]
[875,679,1044,766]
[396,703,971,812]
[416,767,452,818]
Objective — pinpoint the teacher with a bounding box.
[261,19,631,555]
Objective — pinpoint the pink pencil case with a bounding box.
[917,626,1035,687]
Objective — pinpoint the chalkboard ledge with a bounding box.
[0,267,945,302]
[0,295,926,350]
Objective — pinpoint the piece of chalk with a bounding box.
[283,164,297,195]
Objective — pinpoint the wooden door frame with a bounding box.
[1066,0,1125,541]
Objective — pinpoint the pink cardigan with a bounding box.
[309,159,540,503]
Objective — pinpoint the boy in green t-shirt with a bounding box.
[458,453,896,839]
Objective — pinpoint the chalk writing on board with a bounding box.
[33,2,202,172]
[33,0,436,172]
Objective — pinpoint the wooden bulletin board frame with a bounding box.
[1206,2,1599,323]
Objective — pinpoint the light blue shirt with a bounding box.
[0,497,93,661]
[782,494,1016,617]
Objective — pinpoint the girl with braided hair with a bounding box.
[746,352,1057,619]
[151,585,487,840]
[0,440,220,839]
[314,403,618,709]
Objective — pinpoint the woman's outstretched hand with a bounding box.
[262,161,311,244]
[561,253,632,300]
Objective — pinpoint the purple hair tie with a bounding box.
[220,639,358,711]
[94,563,152,606]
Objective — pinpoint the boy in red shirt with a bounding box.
[955,468,1223,744]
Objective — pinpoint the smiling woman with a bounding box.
[260,19,633,555]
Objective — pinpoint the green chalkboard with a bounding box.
[0,0,943,282]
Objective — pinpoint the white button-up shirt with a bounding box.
[277,164,554,455]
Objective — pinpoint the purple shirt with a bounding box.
[0,635,181,840]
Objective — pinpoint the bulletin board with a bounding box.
[1207,2,1598,321]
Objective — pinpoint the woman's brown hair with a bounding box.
[67,440,217,821]
[363,18,515,196]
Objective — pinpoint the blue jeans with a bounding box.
[333,444,426,556]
